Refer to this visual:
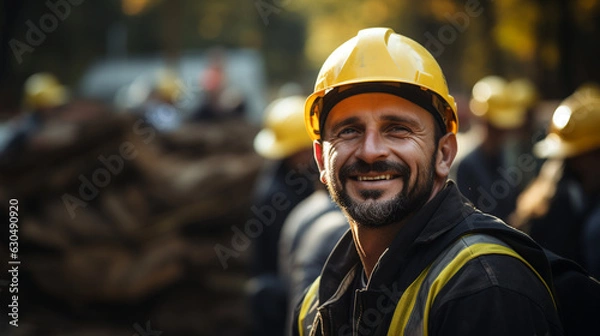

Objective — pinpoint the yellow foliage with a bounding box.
[291,0,411,68]
[493,0,540,61]
[122,0,152,16]
[430,0,458,22]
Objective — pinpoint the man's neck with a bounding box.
[350,220,407,279]
[351,182,447,280]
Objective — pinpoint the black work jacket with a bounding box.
[292,182,563,336]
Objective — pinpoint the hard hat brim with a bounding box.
[534,133,600,158]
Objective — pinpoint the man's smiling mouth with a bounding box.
[352,174,398,181]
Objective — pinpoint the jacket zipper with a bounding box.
[353,291,363,336]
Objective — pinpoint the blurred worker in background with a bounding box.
[0,72,72,161]
[137,68,184,133]
[275,82,347,332]
[189,48,246,122]
[278,169,347,332]
[511,83,600,278]
[456,76,539,221]
[247,95,317,336]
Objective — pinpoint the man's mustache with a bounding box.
[339,160,410,181]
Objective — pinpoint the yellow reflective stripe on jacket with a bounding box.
[387,234,555,336]
[385,261,432,336]
[299,276,320,336]
[420,243,555,335]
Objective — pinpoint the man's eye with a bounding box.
[338,128,358,136]
[388,125,410,133]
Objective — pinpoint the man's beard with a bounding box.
[327,158,436,228]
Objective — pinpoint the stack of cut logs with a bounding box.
[0,107,263,336]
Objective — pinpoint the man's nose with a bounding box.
[355,130,390,163]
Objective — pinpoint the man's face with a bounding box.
[316,92,440,228]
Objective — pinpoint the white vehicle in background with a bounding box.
[78,49,267,125]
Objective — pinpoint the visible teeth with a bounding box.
[357,175,392,181]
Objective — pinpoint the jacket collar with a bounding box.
[414,181,476,244]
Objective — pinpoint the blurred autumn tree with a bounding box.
[1,0,599,114]
[290,0,600,97]
[0,0,305,113]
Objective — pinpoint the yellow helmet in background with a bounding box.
[254,95,313,160]
[155,69,183,103]
[508,78,538,110]
[304,27,458,141]
[469,76,537,129]
[23,72,68,110]
[534,83,600,158]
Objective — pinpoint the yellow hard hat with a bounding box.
[254,95,313,160]
[155,69,183,103]
[23,72,68,110]
[508,78,538,109]
[534,83,600,158]
[469,76,536,129]
[304,27,458,141]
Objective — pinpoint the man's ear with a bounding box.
[435,132,458,179]
[313,140,327,184]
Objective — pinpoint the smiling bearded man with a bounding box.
[323,93,438,229]
[292,27,563,336]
